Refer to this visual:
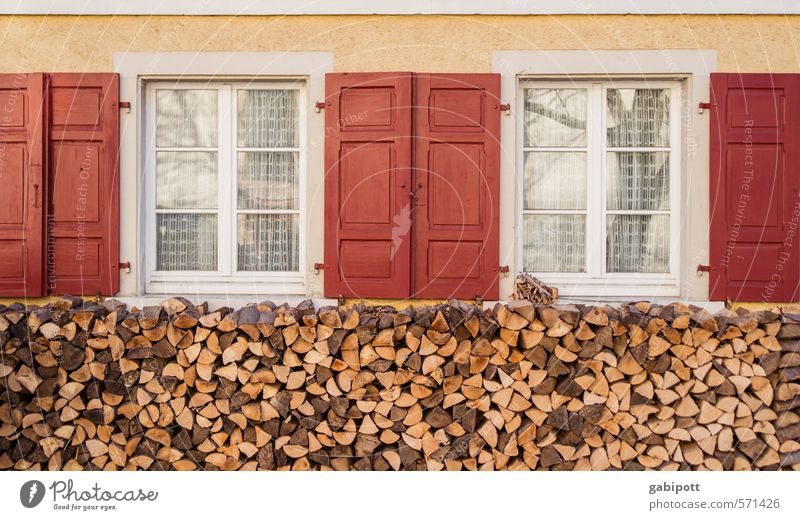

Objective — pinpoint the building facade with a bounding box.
[1,1,799,305]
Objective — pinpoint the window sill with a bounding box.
[536,278,680,298]
[145,276,306,296]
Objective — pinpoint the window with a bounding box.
[145,81,305,292]
[520,80,680,290]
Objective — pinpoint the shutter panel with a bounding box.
[47,73,120,295]
[0,74,46,297]
[709,73,800,301]
[324,72,413,298]
[412,73,501,299]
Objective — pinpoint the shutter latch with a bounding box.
[314,263,328,275]
[499,103,511,115]
[119,261,131,274]
[315,101,327,113]
[696,264,711,276]
[698,102,713,114]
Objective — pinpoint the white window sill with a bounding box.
[536,278,680,298]
[118,295,335,310]
[145,277,306,296]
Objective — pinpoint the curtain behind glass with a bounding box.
[606,88,670,147]
[156,89,218,148]
[524,215,586,272]
[155,88,219,271]
[238,89,298,148]
[607,215,669,273]
[236,89,300,272]
[525,88,587,147]
[524,152,586,210]
[237,214,299,272]
[605,88,671,274]
[606,152,669,211]
[157,214,218,271]
[523,87,588,274]
[237,152,298,210]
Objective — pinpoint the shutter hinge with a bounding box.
[119,261,131,274]
[498,265,510,278]
[315,101,327,113]
[119,101,131,114]
[698,102,713,114]
[696,264,711,276]
[313,262,328,275]
[499,103,511,115]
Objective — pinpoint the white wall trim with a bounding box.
[113,51,333,297]
[493,49,717,300]
[3,0,798,16]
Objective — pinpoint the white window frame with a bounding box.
[517,78,682,292]
[143,79,306,293]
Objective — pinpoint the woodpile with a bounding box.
[1,296,798,471]
[513,273,558,304]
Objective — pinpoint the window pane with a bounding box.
[606,214,669,273]
[238,89,298,148]
[524,152,586,210]
[607,152,669,211]
[606,88,670,147]
[237,214,299,272]
[157,213,217,271]
[524,88,587,147]
[156,89,218,147]
[237,152,298,210]
[523,214,585,272]
[156,151,218,209]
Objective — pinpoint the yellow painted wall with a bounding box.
[0,15,798,72]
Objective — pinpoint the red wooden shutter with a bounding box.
[709,73,800,301]
[0,74,46,297]
[324,73,413,298]
[47,73,120,296]
[412,73,501,299]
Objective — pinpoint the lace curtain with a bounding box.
[522,86,671,275]
[154,87,300,273]
[606,88,671,273]
[155,89,219,271]
[236,89,300,272]
[523,88,588,272]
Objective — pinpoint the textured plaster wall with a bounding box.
[0,15,798,73]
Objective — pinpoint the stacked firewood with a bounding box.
[513,273,558,304]
[0,296,798,471]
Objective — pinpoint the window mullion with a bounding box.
[588,83,604,278]
[597,83,608,278]
[218,84,233,276]
[231,84,239,275]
